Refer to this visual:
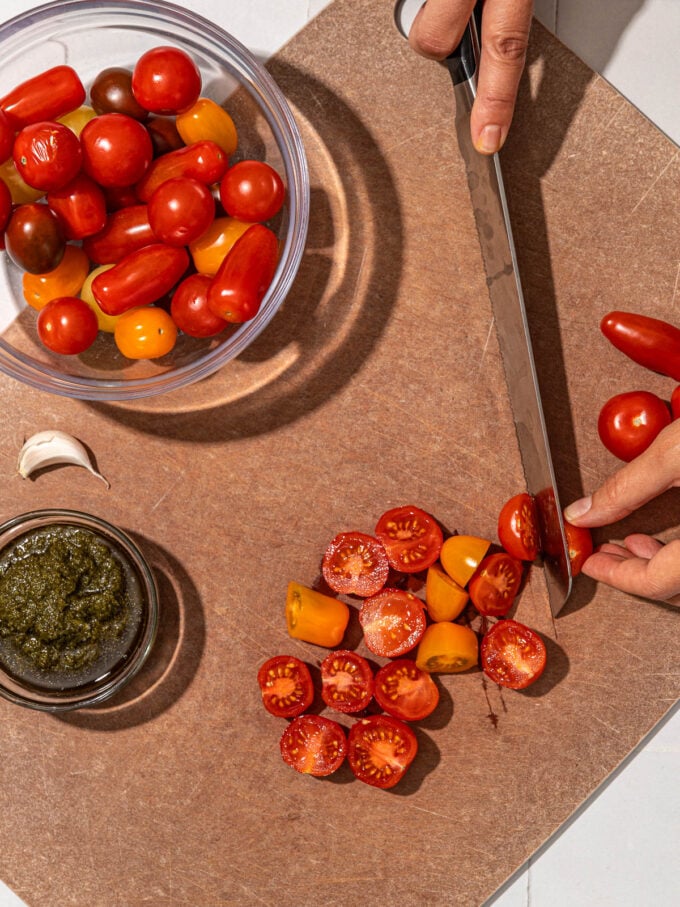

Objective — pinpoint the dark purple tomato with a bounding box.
[5,202,65,273]
[89,67,149,120]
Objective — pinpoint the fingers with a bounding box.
[581,537,680,605]
[408,0,476,60]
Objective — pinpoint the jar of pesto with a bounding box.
[0,509,159,711]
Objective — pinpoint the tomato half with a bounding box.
[170,273,230,338]
[13,121,82,192]
[564,520,593,577]
[81,113,153,188]
[347,715,418,789]
[359,588,426,657]
[374,505,443,574]
[321,531,389,598]
[131,46,202,115]
[439,534,491,587]
[279,715,347,777]
[36,296,99,355]
[480,619,547,690]
[285,581,350,648]
[598,391,671,462]
[601,310,680,383]
[219,160,285,223]
[207,222,279,323]
[257,654,314,718]
[113,306,178,359]
[148,176,215,246]
[5,203,65,274]
[497,492,540,561]
[468,552,523,617]
[415,621,478,673]
[320,649,374,714]
[374,659,439,721]
[424,562,468,621]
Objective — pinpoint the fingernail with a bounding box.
[475,125,503,154]
[564,496,592,522]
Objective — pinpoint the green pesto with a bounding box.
[0,526,131,673]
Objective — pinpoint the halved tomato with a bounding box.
[279,715,347,777]
[480,619,547,690]
[425,562,469,621]
[415,621,479,674]
[320,649,374,714]
[321,531,389,597]
[359,588,426,658]
[374,659,439,721]
[439,534,491,586]
[468,553,523,617]
[374,505,443,573]
[347,715,418,789]
[257,655,314,718]
[498,492,540,561]
[564,520,593,577]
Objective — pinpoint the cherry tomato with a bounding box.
[439,534,491,587]
[468,552,523,617]
[13,121,82,192]
[598,390,671,461]
[102,185,140,212]
[0,157,43,204]
[672,385,680,420]
[113,306,178,359]
[208,223,279,323]
[23,244,90,310]
[81,113,153,188]
[415,621,479,674]
[601,310,680,383]
[424,563,468,621]
[90,67,149,120]
[47,173,107,240]
[481,619,547,690]
[136,140,229,202]
[148,176,215,246]
[145,115,185,157]
[285,581,350,648]
[0,65,86,130]
[320,650,374,714]
[5,203,64,274]
[0,109,14,163]
[219,160,285,223]
[84,204,155,264]
[279,715,347,777]
[175,97,238,156]
[374,659,439,721]
[347,715,418,789]
[170,273,230,338]
[36,295,99,355]
[189,215,252,276]
[321,530,389,598]
[497,492,540,561]
[57,105,97,136]
[374,504,443,574]
[0,177,11,234]
[257,654,314,719]
[131,46,202,115]
[359,589,426,658]
[564,520,593,576]
[92,243,189,315]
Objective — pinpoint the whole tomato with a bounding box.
[136,140,228,202]
[0,177,11,234]
[90,67,149,120]
[131,46,202,115]
[564,520,593,577]
[219,160,285,223]
[47,172,107,240]
[114,306,178,359]
[175,97,238,156]
[80,112,153,187]
[83,203,155,264]
[23,244,89,310]
[148,177,215,246]
[207,223,279,323]
[92,243,189,315]
[13,121,82,192]
[170,273,230,338]
[0,109,14,163]
[0,65,85,130]
[601,311,680,383]
[37,295,99,354]
[597,390,671,461]
[5,202,65,273]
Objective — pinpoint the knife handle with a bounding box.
[444,0,483,86]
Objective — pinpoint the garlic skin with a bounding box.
[17,431,110,488]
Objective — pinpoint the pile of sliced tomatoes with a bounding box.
[0,48,285,359]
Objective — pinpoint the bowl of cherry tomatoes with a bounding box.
[0,0,309,400]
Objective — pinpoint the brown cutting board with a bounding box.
[1,2,679,904]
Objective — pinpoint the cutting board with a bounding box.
[1,2,679,904]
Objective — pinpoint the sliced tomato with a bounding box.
[321,531,389,598]
[257,655,314,719]
[373,659,439,721]
[468,552,523,617]
[374,505,443,573]
[320,649,374,714]
[359,588,426,658]
[498,492,540,561]
[439,534,491,586]
[415,621,479,674]
[564,520,593,576]
[347,715,418,789]
[481,619,547,690]
[279,715,347,777]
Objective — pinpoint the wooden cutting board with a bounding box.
[0,2,678,904]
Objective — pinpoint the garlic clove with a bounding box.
[17,430,110,488]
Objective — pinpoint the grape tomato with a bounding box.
[170,273,230,339]
[113,306,178,360]
[148,176,215,246]
[175,97,238,156]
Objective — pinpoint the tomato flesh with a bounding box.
[374,504,443,574]
[321,530,389,598]
[347,715,418,789]
[374,659,439,721]
[498,492,540,561]
[359,588,426,657]
[279,715,347,777]
[481,619,547,690]
[320,649,374,714]
[597,391,671,462]
[468,552,523,617]
[257,655,314,719]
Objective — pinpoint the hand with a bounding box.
[564,421,680,604]
[408,0,534,154]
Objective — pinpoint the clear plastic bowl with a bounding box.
[0,0,309,400]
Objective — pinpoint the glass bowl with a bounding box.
[0,0,309,400]
[0,509,159,711]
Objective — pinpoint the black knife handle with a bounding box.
[444,0,483,85]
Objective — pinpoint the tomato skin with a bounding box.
[597,391,671,461]
[498,492,540,561]
[672,386,680,420]
[424,563,468,621]
[5,203,65,274]
[148,176,215,246]
[13,121,82,192]
[0,109,13,163]
[280,715,347,777]
[132,46,202,115]
[415,621,479,674]
[359,588,427,658]
[81,113,153,188]
[601,311,680,383]
[90,67,149,120]
[136,140,229,202]
[257,654,314,719]
[145,115,185,157]
[564,520,593,576]
[320,650,374,714]
[347,715,418,789]
[219,160,285,223]
[481,619,547,690]
[285,580,350,648]
[47,173,107,240]
[92,243,189,315]
[189,215,251,276]
[374,659,439,721]
[374,505,443,574]
[83,204,154,264]
[207,223,279,323]
[170,273,230,338]
[0,177,11,234]
[23,244,89,310]
[0,65,86,130]
[36,295,99,355]
[175,97,238,156]
[439,534,491,587]
[468,552,523,617]
[113,306,178,359]
[321,531,390,598]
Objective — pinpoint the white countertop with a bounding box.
[0,3,677,905]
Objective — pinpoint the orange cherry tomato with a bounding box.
[23,244,90,310]
[481,619,547,690]
[257,654,314,719]
[359,588,426,658]
[175,97,238,157]
[439,534,491,587]
[373,659,440,721]
[347,715,418,789]
[374,504,443,574]
[415,621,479,674]
[321,531,389,598]
[113,306,178,359]
[57,104,97,136]
[564,520,593,576]
[320,650,374,714]
[468,552,523,617]
[285,580,350,648]
[498,492,540,561]
[188,215,251,276]
[425,562,468,621]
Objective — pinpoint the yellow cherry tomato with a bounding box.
[415,621,479,674]
[285,580,350,648]
[189,215,251,275]
[58,105,97,136]
[425,563,469,622]
[23,245,90,310]
[80,264,121,332]
[114,306,178,359]
[0,157,43,204]
[175,97,238,157]
[439,534,492,587]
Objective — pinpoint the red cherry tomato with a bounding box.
[359,589,427,658]
[0,65,86,130]
[374,504,443,573]
[672,385,680,420]
[497,492,540,561]
[36,295,99,355]
[597,390,671,462]
[90,67,148,120]
[0,109,13,163]
[321,530,389,598]
[601,310,680,383]
[564,520,593,577]
[320,650,374,714]
[279,715,347,777]
[170,273,231,338]
[481,619,547,690]
[131,46,202,115]
[148,176,215,246]
[207,223,279,323]
[257,655,314,719]
[373,659,439,722]
[47,173,107,240]
[13,121,82,192]
[136,140,229,202]
[219,160,285,222]
[92,243,189,315]
[347,715,418,789]
[83,204,155,264]
[0,177,11,234]
[5,202,64,274]
[81,113,153,188]
[468,552,523,617]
